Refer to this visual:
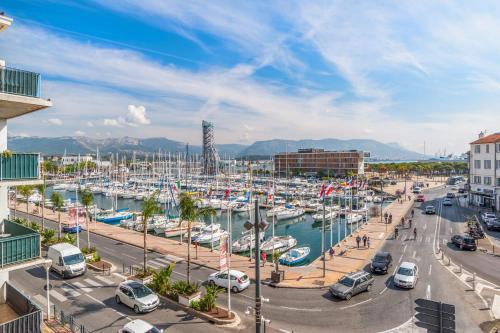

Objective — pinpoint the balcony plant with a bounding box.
[1,149,12,158]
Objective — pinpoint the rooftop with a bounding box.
[0,12,13,32]
[470,133,500,144]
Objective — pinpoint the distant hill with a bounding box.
[7,136,424,160]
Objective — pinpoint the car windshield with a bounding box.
[374,255,387,262]
[132,285,153,298]
[63,253,84,265]
[145,328,161,333]
[397,267,414,276]
[339,277,355,287]
[464,238,475,244]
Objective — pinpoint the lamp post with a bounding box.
[42,259,52,320]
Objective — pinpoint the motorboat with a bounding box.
[164,221,202,238]
[266,206,285,217]
[345,213,364,224]
[312,210,337,222]
[279,247,310,265]
[232,202,250,213]
[232,230,265,253]
[191,224,228,244]
[275,205,305,221]
[96,209,134,225]
[260,235,297,254]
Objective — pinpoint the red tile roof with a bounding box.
[471,133,500,144]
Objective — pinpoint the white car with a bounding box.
[207,269,250,293]
[393,262,418,289]
[481,212,497,223]
[412,187,422,194]
[115,281,159,313]
[119,319,162,333]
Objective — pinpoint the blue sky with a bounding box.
[2,0,500,154]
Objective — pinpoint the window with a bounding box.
[497,144,500,153]
[474,176,481,184]
[475,145,481,153]
[484,176,492,185]
[497,178,500,186]
[484,160,492,169]
[486,144,490,153]
[474,160,481,169]
[497,160,500,169]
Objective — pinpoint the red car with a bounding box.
[416,194,425,202]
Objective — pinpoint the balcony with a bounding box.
[0,220,41,268]
[0,282,42,333]
[0,153,40,185]
[0,67,52,119]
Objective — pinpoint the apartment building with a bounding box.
[274,148,369,177]
[469,132,500,211]
[1,12,52,332]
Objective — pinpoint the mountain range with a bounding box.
[7,136,425,161]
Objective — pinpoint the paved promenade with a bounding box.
[12,179,444,288]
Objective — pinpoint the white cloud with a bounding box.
[74,130,85,136]
[125,105,150,126]
[103,118,123,127]
[87,121,94,127]
[46,118,63,126]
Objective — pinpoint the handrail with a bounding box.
[0,66,41,98]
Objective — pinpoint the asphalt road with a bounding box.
[10,190,494,333]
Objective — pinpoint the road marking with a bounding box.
[492,295,500,319]
[72,281,92,293]
[450,227,453,234]
[279,306,322,312]
[402,244,407,254]
[147,261,162,269]
[50,289,68,302]
[279,329,293,333]
[419,236,423,242]
[61,284,81,297]
[426,284,431,300]
[85,293,105,306]
[428,265,432,276]
[84,278,102,288]
[155,257,174,265]
[442,239,447,245]
[166,254,184,262]
[378,232,384,239]
[33,294,53,309]
[93,275,114,286]
[340,298,373,310]
[122,253,136,260]
[379,286,388,295]
[112,272,128,280]
[423,224,427,231]
[411,250,416,259]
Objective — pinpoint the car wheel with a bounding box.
[209,280,215,286]
[366,284,372,292]
[345,293,352,301]
[460,244,463,250]
[232,286,239,293]
[134,305,140,314]
[115,295,121,304]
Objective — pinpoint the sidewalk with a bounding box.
[11,180,441,288]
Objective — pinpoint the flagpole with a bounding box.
[322,184,326,278]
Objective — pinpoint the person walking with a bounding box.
[329,247,335,260]
[362,234,367,247]
[261,251,267,267]
[389,214,393,224]
[367,237,371,248]
[411,209,415,218]
[394,226,399,239]
[401,216,405,227]
[384,212,388,224]
[356,235,361,248]
[409,219,412,229]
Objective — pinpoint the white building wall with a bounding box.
[470,142,499,210]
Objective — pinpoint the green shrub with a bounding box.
[198,284,222,312]
[190,299,200,311]
[171,280,200,297]
[81,246,96,255]
[60,233,76,245]
[41,228,56,246]
[149,264,175,296]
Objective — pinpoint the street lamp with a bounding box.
[244,199,269,333]
[42,259,53,321]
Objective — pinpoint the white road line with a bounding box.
[426,284,431,300]
[402,244,407,254]
[378,232,384,239]
[61,284,81,297]
[279,306,322,312]
[423,224,427,231]
[122,253,135,260]
[50,289,68,302]
[166,254,184,262]
[340,298,373,310]
[412,250,416,259]
[379,286,388,295]
[279,329,293,333]
[33,294,53,308]
[85,293,106,306]
[84,278,102,288]
[442,239,447,245]
[94,275,115,286]
[112,273,128,281]
[72,281,92,293]
[428,265,432,276]
[147,261,162,269]
[154,257,173,265]
[492,295,500,319]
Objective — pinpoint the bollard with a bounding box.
[441,251,444,260]
[472,272,476,291]
[460,264,462,274]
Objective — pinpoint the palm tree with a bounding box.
[17,185,33,222]
[179,192,216,284]
[80,189,94,250]
[141,191,162,273]
[35,180,46,231]
[51,192,64,239]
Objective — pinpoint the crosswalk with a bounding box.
[146,256,177,270]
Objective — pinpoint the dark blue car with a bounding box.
[63,225,82,234]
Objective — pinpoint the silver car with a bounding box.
[330,271,374,300]
[115,281,159,313]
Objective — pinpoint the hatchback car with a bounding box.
[416,194,425,202]
[370,251,392,274]
[207,269,250,293]
[446,192,455,198]
[458,188,465,194]
[481,212,497,223]
[115,281,159,313]
[451,234,477,251]
[119,319,162,333]
[412,187,422,194]
[486,219,500,231]
[329,270,374,300]
[425,206,436,214]
[393,262,418,288]
[443,198,453,206]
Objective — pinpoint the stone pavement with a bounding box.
[11,178,444,289]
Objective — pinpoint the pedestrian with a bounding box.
[367,237,371,248]
[408,195,411,201]
[384,212,388,223]
[389,214,393,224]
[261,251,267,267]
[356,235,361,248]
[401,216,405,227]
[411,209,415,218]
[409,219,412,228]
[329,247,335,260]
[362,234,367,247]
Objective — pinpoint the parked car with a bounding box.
[485,218,500,231]
[446,192,455,198]
[48,243,86,278]
[390,180,397,185]
[451,234,477,251]
[62,224,82,234]
[115,281,159,313]
[119,320,162,333]
[207,269,250,293]
[413,187,422,194]
[425,205,436,214]
[458,188,465,194]
[393,262,419,289]
[416,194,425,202]
[443,198,453,206]
[329,270,374,300]
[481,212,497,223]
[370,251,393,274]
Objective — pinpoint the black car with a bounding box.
[451,234,477,251]
[446,192,455,198]
[370,251,393,274]
[458,188,465,194]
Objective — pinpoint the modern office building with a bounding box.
[469,132,500,211]
[1,12,52,332]
[274,148,369,177]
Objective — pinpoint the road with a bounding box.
[10,189,494,333]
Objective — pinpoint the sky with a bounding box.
[2,1,500,155]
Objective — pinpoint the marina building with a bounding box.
[469,132,500,211]
[0,12,52,332]
[274,148,368,177]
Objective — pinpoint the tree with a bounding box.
[141,191,162,273]
[51,192,64,239]
[80,189,94,250]
[17,185,33,222]
[35,181,47,231]
[179,192,216,284]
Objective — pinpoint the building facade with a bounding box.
[469,132,500,212]
[274,148,368,177]
[1,12,52,332]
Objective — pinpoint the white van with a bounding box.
[48,243,86,278]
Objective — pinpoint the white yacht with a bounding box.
[260,235,297,254]
[192,224,228,244]
[275,205,305,221]
[312,210,338,222]
[232,230,265,253]
[345,213,364,224]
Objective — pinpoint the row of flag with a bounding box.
[318,178,368,199]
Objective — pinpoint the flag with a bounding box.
[325,184,334,196]
[318,183,326,199]
[224,188,230,200]
[176,180,181,191]
[348,178,356,188]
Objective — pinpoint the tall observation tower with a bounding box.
[202,120,219,176]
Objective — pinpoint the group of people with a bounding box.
[394,209,417,239]
[355,234,371,249]
[384,212,393,224]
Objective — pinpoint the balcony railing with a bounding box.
[0,153,40,181]
[0,283,42,333]
[0,66,41,98]
[0,220,41,268]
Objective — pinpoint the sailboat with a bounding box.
[260,235,297,254]
[232,230,265,253]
